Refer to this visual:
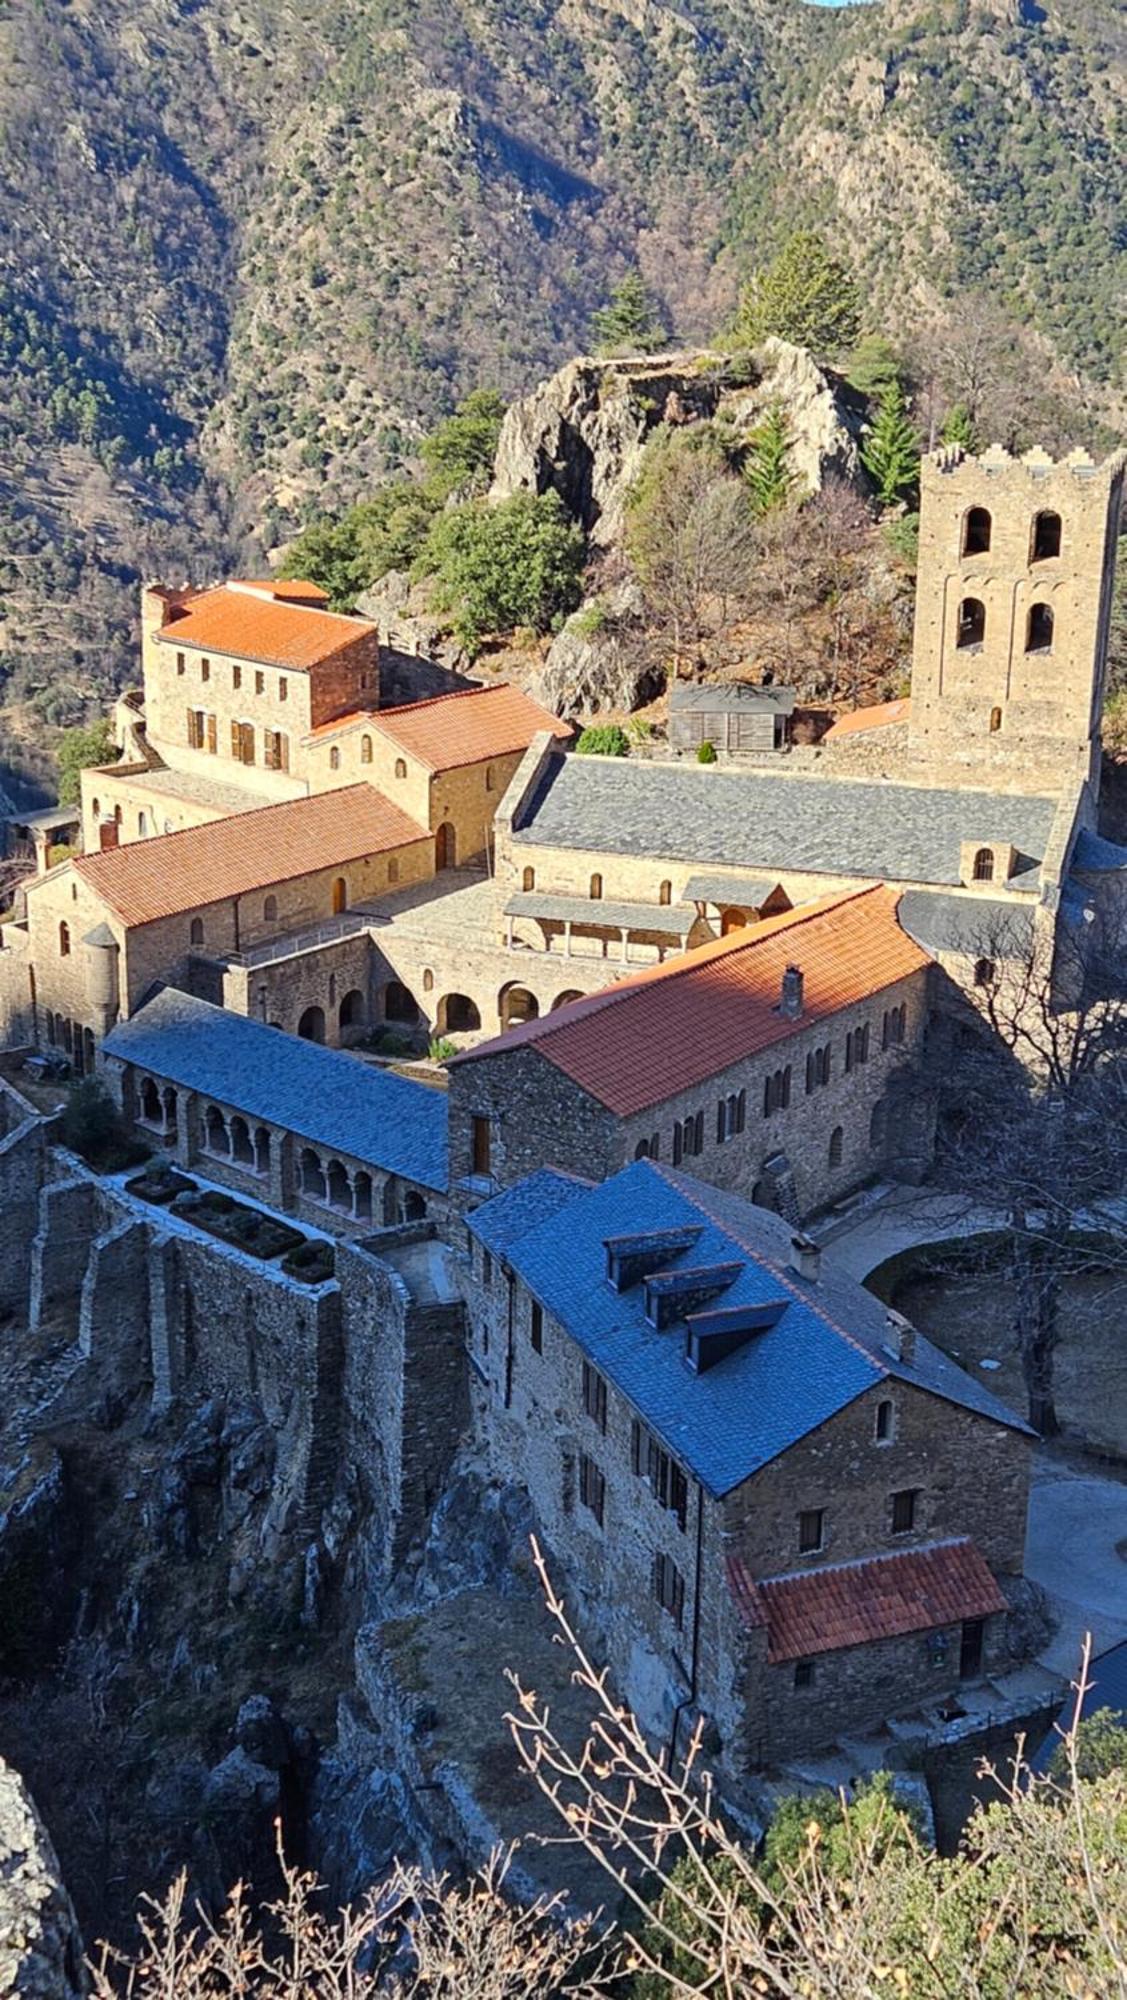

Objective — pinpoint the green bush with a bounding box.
[415,490,585,651]
[56,718,115,806]
[576,724,629,757]
[696,739,718,763]
[58,1078,147,1171]
[428,1036,458,1061]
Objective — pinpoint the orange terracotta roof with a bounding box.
[74,785,429,927]
[156,584,377,671]
[366,684,571,771]
[228,578,331,606]
[451,885,931,1116]
[727,1540,1005,1663]
[823,698,911,741]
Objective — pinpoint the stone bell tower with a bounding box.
[907,444,1126,795]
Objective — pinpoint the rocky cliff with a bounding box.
[0,1762,84,2000]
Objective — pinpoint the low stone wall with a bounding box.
[0,1083,47,1318]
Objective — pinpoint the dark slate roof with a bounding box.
[512,754,1058,889]
[897,890,1035,958]
[470,1168,594,1257]
[670,682,796,716]
[467,1160,1030,1498]
[1072,829,1127,873]
[104,988,448,1191]
[503,891,696,937]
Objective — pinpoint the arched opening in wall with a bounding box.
[82,1027,95,1074]
[974,957,995,987]
[522,866,535,893]
[190,918,204,948]
[422,968,434,993]
[589,873,603,900]
[828,1125,844,1170]
[339,989,365,1034]
[382,1176,400,1227]
[870,1100,888,1154]
[114,805,122,825]
[394,758,407,780]
[438,992,481,1034]
[91,798,100,819]
[551,989,584,1011]
[331,877,348,915]
[300,1148,327,1201]
[354,1170,373,1223]
[230,1116,254,1166]
[499,983,539,1029]
[254,1126,270,1175]
[140,1077,162,1125]
[327,1160,351,1212]
[1032,510,1062,563]
[436,822,457,870]
[205,1105,230,1155]
[298,1005,326,1043]
[403,1190,426,1222]
[1026,603,1055,654]
[384,980,418,1024]
[956,597,986,650]
[138,812,148,837]
[264,894,277,922]
[972,847,995,883]
[361,735,373,765]
[60,1018,74,1054]
[329,747,341,772]
[58,922,70,957]
[45,1013,56,1047]
[720,906,749,936]
[961,507,992,558]
[989,707,1003,734]
[659,880,672,906]
[162,1088,178,1134]
[751,1177,778,1214]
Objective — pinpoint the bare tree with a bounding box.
[625,438,757,678]
[923,907,1127,1435]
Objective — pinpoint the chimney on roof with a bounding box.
[780,964,804,1019]
[789,1235,820,1284]
[885,1310,917,1365]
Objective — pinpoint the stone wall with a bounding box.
[0,1083,47,1318]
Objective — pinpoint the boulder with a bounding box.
[489,341,864,548]
[0,1760,84,1999]
[528,580,661,721]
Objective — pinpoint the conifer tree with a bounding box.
[591,271,667,356]
[734,231,862,357]
[744,401,794,516]
[862,382,920,508]
[940,402,980,451]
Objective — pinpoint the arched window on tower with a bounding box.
[989,707,1003,734]
[1026,603,1054,654]
[972,848,995,883]
[957,598,986,650]
[961,507,992,557]
[1031,511,1062,563]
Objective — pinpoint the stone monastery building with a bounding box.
[0,443,1124,1776]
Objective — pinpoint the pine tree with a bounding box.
[940,403,980,451]
[591,271,667,356]
[862,382,920,508]
[734,231,862,358]
[744,402,794,516]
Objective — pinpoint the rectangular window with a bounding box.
[891,1488,918,1535]
[176,651,185,676]
[793,1660,815,1690]
[471,1116,491,1177]
[632,1420,688,1530]
[233,664,242,690]
[582,1361,607,1433]
[255,670,265,695]
[798,1507,824,1555]
[653,1552,685,1628]
[201,656,210,682]
[264,729,290,772]
[187,708,203,750]
[672,1122,683,1166]
[578,1452,605,1528]
[231,720,255,765]
[530,1300,543,1353]
[279,677,288,702]
[482,1247,492,1286]
[206,713,217,755]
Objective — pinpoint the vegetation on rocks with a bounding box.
[414,491,585,652]
[575,724,629,757]
[591,271,668,358]
[734,231,862,360]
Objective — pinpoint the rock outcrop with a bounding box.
[0,1761,84,2000]
[527,579,662,720]
[489,340,865,548]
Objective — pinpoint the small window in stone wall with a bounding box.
[233,664,242,690]
[361,734,372,763]
[793,1660,815,1691]
[652,1552,685,1628]
[845,1023,870,1071]
[423,968,434,991]
[530,1299,543,1353]
[589,873,603,900]
[891,1488,919,1535]
[828,1125,844,1169]
[330,747,341,771]
[578,1452,605,1527]
[255,670,265,695]
[482,1248,492,1286]
[874,1398,895,1444]
[805,1045,831,1093]
[388,857,400,884]
[659,880,672,905]
[798,1507,824,1555]
[485,763,495,792]
[395,758,407,779]
[264,894,277,922]
[522,866,535,892]
[582,1360,607,1433]
[59,921,70,957]
[190,918,204,947]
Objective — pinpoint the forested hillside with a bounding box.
[0,0,1123,789]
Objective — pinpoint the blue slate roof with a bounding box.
[104,988,448,1191]
[469,1160,1030,1497]
[470,1168,594,1257]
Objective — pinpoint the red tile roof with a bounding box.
[824,698,911,741]
[364,684,570,772]
[73,785,429,927]
[157,584,377,671]
[728,1540,1006,1662]
[451,885,931,1115]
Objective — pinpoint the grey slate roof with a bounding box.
[669,682,796,716]
[104,988,448,1191]
[897,890,1035,958]
[503,891,696,937]
[682,875,778,909]
[467,1159,1030,1498]
[512,753,1058,889]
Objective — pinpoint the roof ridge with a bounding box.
[377,683,510,720]
[75,781,375,876]
[759,1536,971,1590]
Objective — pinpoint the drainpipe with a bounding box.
[667,1477,705,1770]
